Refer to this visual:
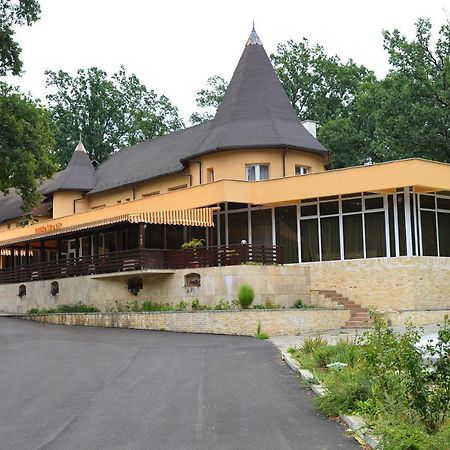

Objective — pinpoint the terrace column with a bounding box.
[138,223,145,249]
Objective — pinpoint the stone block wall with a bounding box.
[307,256,450,312]
[19,309,351,336]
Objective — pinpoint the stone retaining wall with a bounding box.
[383,310,450,327]
[18,309,351,336]
[307,256,450,312]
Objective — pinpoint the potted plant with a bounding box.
[181,238,205,268]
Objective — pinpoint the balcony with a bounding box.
[0,245,283,285]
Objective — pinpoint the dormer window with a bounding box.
[246,164,269,181]
[295,165,310,176]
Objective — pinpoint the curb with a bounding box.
[281,350,380,449]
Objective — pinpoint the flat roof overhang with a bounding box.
[0,158,449,246]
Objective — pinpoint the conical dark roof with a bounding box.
[42,142,97,195]
[185,28,329,159]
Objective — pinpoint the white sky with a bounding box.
[4,0,449,121]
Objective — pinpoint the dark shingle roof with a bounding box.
[90,30,328,194]
[41,143,97,195]
[0,29,329,218]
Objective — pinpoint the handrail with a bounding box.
[0,244,283,284]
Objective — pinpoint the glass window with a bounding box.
[420,195,436,210]
[300,204,317,217]
[228,212,248,245]
[320,216,340,261]
[438,212,450,257]
[421,211,437,256]
[246,164,269,181]
[365,197,384,210]
[251,209,272,246]
[319,201,339,216]
[397,195,407,256]
[295,165,309,176]
[220,215,226,246]
[275,206,298,263]
[437,197,450,211]
[343,215,364,259]
[301,219,319,262]
[342,198,362,213]
[365,212,386,258]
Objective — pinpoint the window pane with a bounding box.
[251,209,272,246]
[388,196,395,256]
[300,204,317,217]
[421,210,437,256]
[319,201,338,216]
[246,166,256,181]
[420,195,436,210]
[320,216,340,261]
[342,198,362,213]
[438,212,450,257]
[343,215,363,259]
[220,215,226,246]
[365,212,386,258]
[275,206,298,263]
[228,212,248,245]
[259,165,269,180]
[301,219,319,262]
[437,197,450,211]
[397,195,406,256]
[365,197,384,210]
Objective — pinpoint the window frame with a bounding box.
[245,164,270,181]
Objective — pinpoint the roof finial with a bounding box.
[246,22,262,46]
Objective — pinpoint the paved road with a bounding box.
[0,318,359,450]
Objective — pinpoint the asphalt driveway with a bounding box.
[0,318,359,450]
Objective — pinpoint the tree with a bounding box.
[270,39,375,124]
[320,19,450,168]
[189,75,228,124]
[0,0,41,76]
[0,82,55,213]
[46,66,184,166]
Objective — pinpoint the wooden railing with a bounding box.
[0,245,282,284]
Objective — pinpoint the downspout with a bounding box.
[282,148,287,177]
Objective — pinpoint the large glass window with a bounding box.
[275,206,298,263]
[438,212,450,257]
[301,219,319,262]
[320,216,340,261]
[251,209,272,246]
[365,212,386,258]
[421,211,437,256]
[228,212,248,245]
[343,215,364,259]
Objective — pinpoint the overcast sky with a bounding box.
[4,0,449,121]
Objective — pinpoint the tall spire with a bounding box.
[246,22,262,46]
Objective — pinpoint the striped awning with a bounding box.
[0,208,215,247]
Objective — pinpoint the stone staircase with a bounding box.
[315,290,373,329]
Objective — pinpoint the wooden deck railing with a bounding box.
[0,244,283,284]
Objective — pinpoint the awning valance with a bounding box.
[0,208,215,247]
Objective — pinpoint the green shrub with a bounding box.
[175,301,189,311]
[257,332,270,340]
[315,368,371,416]
[27,303,99,314]
[213,300,231,310]
[238,284,254,309]
[141,301,174,312]
[191,299,209,310]
[300,337,327,355]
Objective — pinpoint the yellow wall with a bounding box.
[190,148,325,183]
[53,191,86,219]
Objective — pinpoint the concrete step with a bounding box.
[344,320,373,328]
